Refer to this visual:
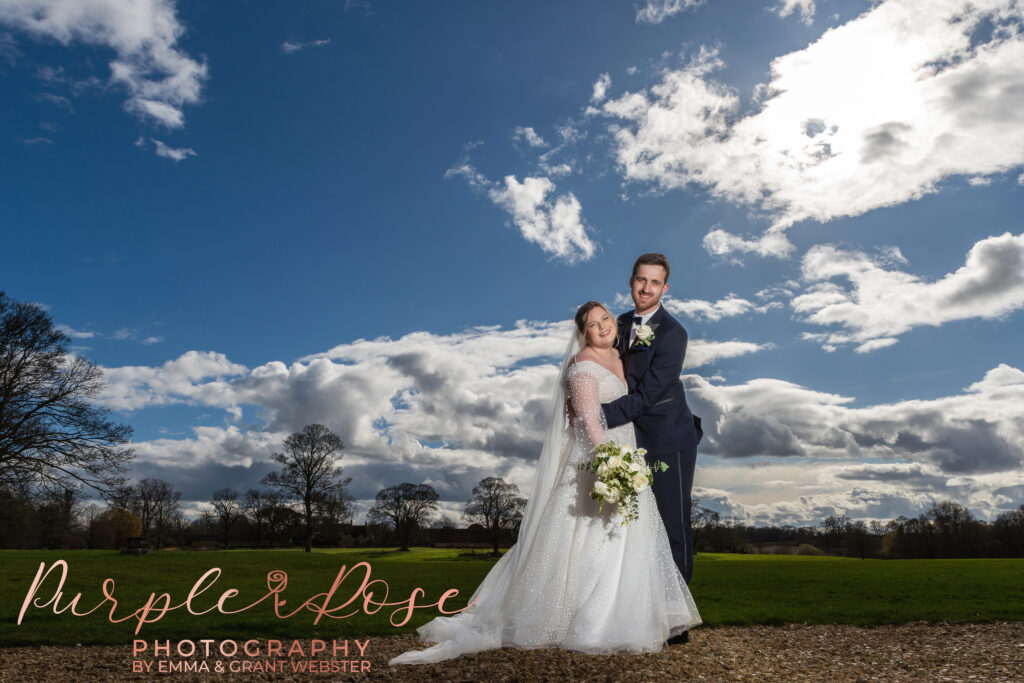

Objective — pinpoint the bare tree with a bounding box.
[463,477,526,554]
[261,424,349,552]
[0,292,133,494]
[209,488,242,548]
[35,483,82,548]
[431,515,459,529]
[927,500,977,556]
[265,494,296,546]
[690,499,721,553]
[140,479,181,549]
[314,488,354,545]
[820,514,850,553]
[244,489,283,548]
[994,505,1024,557]
[368,483,439,551]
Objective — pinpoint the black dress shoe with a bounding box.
[666,631,689,645]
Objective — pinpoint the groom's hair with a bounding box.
[632,253,670,281]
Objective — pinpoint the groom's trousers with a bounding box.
[647,445,698,585]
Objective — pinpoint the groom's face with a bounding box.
[630,264,669,315]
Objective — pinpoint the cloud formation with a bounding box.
[688,363,1024,477]
[662,294,781,322]
[487,175,596,263]
[96,317,1024,526]
[591,73,611,102]
[103,321,770,505]
[152,138,195,161]
[600,0,1024,257]
[282,38,330,54]
[513,126,547,148]
[635,0,705,24]
[793,232,1024,352]
[771,0,815,25]
[0,0,207,128]
[446,159,596,264]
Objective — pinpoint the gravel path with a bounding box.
[2,623,1023,682]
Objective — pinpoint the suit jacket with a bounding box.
[601,305,702,455]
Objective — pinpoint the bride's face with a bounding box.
[583,307,616,349]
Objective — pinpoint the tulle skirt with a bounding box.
[389,473,701,665]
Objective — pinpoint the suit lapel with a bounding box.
[616,314,632,377]
[625,305,665,385]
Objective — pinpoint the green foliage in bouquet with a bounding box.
[578,441,668,524]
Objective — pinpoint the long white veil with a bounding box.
[514,325,583,558]
[389,326,583,665]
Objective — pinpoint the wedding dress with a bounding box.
[390,331,701,665]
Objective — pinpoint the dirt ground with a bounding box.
[2,622,1023,682]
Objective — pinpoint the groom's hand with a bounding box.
[565,397,577,425]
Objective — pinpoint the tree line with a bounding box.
[692,499,1024,559]
[0,468,526,553]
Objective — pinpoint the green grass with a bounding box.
[1,549,1022,645]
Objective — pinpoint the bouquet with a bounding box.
[578,441,668,525]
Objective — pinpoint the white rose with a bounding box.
[636,324,654,341]
[607,455,624,469]
[628,458,643,474]
[631,473,649,490]
[598,461,611,476]
[593,481,611,498]
[604,487,621,503]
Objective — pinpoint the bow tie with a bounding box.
[632,316,643,325]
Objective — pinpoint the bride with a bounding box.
[390,301,701,665]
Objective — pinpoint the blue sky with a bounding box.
[3,0,1024,525]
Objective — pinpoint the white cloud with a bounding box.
[662,293,781,322]
[152,138,195,161]
[701,226,796,260]
[513,126,547,148]
[601,0,1024,257]
[591,73,611,102]
[771,0,815,25]
[486,175,596,264]
[688,362,1024,478]
[0,0,207,128]
[0,29,17,65]
[34,92,72,111]
[686,339,771,368]
[107,321,775,508]
[446,159,594,262]
[103,325,1023,524]
[444,157,490,191]
[99,350,247,414]
[56,324,94,339]
[133,425,281,470]
[793,232,1024,351]
[282,38,330,54]
[635,0,706,24]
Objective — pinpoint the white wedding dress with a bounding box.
[390,336,701,666]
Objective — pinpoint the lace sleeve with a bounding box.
[567,366,607,450]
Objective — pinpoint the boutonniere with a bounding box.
[633,324,655,349]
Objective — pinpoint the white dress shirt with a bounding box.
[628,304,660,347]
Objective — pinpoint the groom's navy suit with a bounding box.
[602,305,702,585]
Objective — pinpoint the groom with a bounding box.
[601,253,702,636]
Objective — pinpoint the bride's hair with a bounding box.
[574,301,618,347]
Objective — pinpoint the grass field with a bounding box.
[1,549,1022,645]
